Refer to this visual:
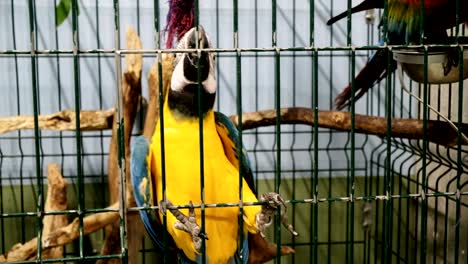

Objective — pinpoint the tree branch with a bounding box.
[42,163,68,261]
[0,203,119,262]
[99,26,143,264]
[142,54,174,139]
[2,107,467,147]
[0,109,114,134]
[229,108,468,147]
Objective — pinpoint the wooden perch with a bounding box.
[99,27,143,264]
[121,26,145,264]
[1,106,467,147]
[0,163,69,262]
[43,203,119,250]
[143,54,174,139]
[0,109,114,134]
[42,163,68,261]
[229,108,468,147]
[0,203,119,262]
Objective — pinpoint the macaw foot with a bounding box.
[159,200,208,252]
[443,48,459,76]
[256,192,299,237]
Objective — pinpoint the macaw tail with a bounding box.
[327,0,384,25]
[131,136,169,251]
[334,49,397,110]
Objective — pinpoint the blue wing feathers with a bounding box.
[130,136,150,210]
[130,136,167,251]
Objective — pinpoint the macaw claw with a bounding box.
[160,200,208,252]
[158,199,169,216]
[256,192,299,237]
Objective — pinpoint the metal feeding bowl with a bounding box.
[393,49,468,84]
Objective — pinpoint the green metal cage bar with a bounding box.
[26,0,44,261]
[0,1,467,263]
[232,0,247,261]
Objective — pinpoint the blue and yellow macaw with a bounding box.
[131,26,294,264]
[328,0,468,109]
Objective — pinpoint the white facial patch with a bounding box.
[170,53,217,94]
[170,54,188,92]
[202,66,217,94]
[170,26,217,94]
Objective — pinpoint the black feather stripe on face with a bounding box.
[168,84,216,117]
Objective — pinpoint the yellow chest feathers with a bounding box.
[148,104,259,263]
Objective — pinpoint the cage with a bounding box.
[0,0,467,263]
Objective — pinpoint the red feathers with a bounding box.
[165,0,195,48]
[404,0,446,9]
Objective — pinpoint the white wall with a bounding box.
[0,0,406,185]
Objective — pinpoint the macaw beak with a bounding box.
[183,26,210,83]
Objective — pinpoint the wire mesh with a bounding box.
[0,0,467,263]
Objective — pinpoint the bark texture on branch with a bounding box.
[0,109,114,134]
[99,27,143,264]
[142,54,174,139]
[0,203,119,262]
[43,203,119,250]
[229,108,468,147]
[42,163,68,261]
[1,107,466,147]
[0,163,70,262]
